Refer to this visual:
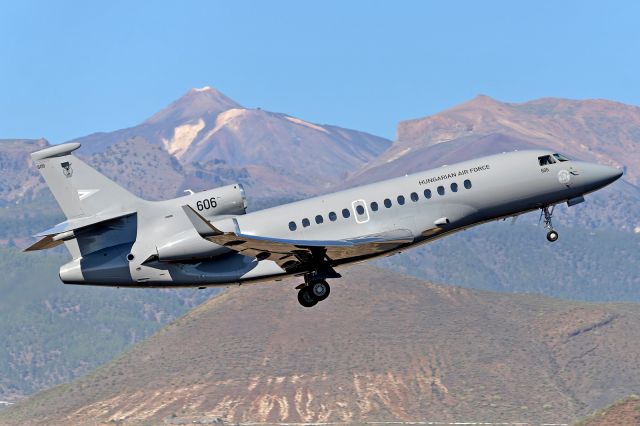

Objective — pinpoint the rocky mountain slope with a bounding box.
[3,266,640,425]
[68,87,391,200]
[0,88,390,206]
[0,139,49,205]
[354,95,639,183]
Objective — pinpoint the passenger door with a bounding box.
[351,199,370,224]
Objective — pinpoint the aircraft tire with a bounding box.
[546,230,559,242]
[297,287,318,308]
[310,280,330,302]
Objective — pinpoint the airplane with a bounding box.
[26,142,623,307]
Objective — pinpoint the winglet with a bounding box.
[181,205,225,237]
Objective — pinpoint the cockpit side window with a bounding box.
[538,155,556,166]
[553,153,570,162]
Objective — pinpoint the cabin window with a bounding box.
[538,155,556,166]
[384,198,392,208]
[288,221,297,231]
[424,189,432,199]
[356,205,365,215]
[302,218,310,227]
[371,201,379,211]
[329,211,337,221]
[451,182,458,192]
[410,192,419,202]
[315,215,323,224]
[342,208,351,218]
[464,179,472,189]
[553,153,570,162]
[437,186,445,196]
[397,195,405,205]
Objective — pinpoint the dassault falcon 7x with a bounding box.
[26,143,622,307]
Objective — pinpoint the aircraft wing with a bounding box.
[182,205,414,271]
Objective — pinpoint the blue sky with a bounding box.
[1,1,639,143]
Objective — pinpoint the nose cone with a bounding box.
[599,165,624,185]
[582,163,623,190]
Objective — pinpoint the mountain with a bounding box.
[354,95,639,183]
[347,96,640,231]
[0,139,49,206]
[68,86,391,200]
[0,87,390,205]
[3,266,640,425]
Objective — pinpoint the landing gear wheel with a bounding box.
[297,287,318,308]
[540,206,559,243]
[309,280,330,302]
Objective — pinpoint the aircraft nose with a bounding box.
[582,163,624,189]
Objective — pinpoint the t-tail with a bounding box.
[26,143,145,258]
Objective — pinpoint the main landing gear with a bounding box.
[540,205,559,242]
[297,279,331,308]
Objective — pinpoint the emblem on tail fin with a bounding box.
[61,161,73,178]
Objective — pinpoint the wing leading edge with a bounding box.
[181,205,414,271]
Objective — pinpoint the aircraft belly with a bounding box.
[166,253,284,285]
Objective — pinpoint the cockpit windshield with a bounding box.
[538,155,556,166]
[553,153,570,162]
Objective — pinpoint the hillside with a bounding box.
[376,221,640,302]
[347,96,640,231]
[0,247,217,402]
[3,266,640,425]
[576,395,640,426]
[0,139,49,205]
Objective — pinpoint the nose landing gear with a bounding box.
[540,206,559,242]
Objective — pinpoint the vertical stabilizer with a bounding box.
[31,143,144,218]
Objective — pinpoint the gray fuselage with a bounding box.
[59,149,621,288]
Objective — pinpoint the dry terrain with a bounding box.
[576,395,640,425]
[3,266,640,425]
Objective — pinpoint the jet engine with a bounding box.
[152,183,247,262]
[177,183,247,218]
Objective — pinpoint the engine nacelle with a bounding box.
[156,229,230,262]
[152,183,246,262]
[176,183,247,219]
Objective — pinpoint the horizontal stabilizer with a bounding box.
[35,210,135,237]
[24,235,65,251]
[25,210,136,252]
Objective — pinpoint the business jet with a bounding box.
[26,143,622,307]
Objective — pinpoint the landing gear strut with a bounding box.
[540,206,559,242]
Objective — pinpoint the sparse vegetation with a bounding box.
[2,265,640,425]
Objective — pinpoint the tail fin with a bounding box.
[31,143,143,218]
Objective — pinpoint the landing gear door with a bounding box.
[351,199,370,224]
